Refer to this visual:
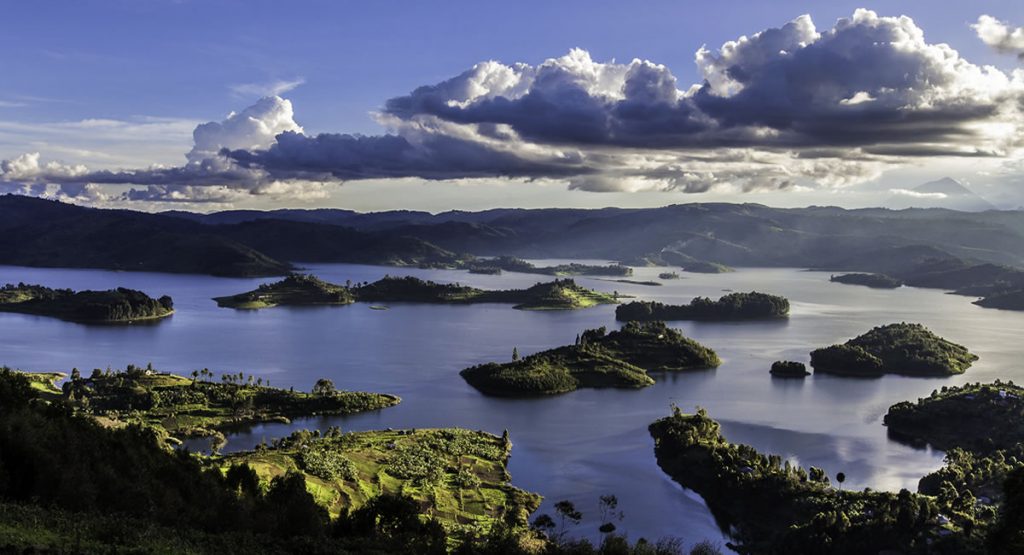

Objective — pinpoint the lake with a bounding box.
[1,262,1020,548]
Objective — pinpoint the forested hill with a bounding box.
[166,203,1024,268]
[9,195,1024,294]
[0,195,464,277]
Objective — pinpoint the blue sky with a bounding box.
[2,1,1024,211]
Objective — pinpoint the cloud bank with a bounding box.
[3,9,1024,203]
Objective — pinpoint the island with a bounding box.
[0,283,174,323]
[213,274,354,309]
[464,256,632,277]
[216,274,618,311]
[221,427,541,541]
[658,272,680,280]
[829,273,903,289]
[460,321,720,396]
[770,360,809,378]
[682,261,734,274]
[885,381,1024,453]
[650,407,984,554]
[615,291,789,321]
[468,266,502,275]
[56,364,399,445]
[809,323,977,377]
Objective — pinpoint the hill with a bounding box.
[810,323,977,377]
[616,291,789,322]
[460,322,719,396]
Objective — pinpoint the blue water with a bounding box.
[2,262,1020,547]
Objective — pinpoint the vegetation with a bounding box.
[885,381,1024,453]
[214,274,354,309]
[221,427,540,543]
[658,272,680,280]
[464,256,632,277]
[810,323,977,377]
[218,275,618,311]
[461,322,719,396]
[974,289,1024,311]
[829,273,903,289]
[682,262,733,274]
[0,366,718,554]
[0,282,174,323]
[53,364,398,444]
[616,292,789,322]
[770,361,809,378]
[649,407,992,554]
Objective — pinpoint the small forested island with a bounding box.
[468,266,502,275]
[649,407,997,554]
[885,381,1024,453]
[658,272,680,280]
[464,256,632,277]
[460,322,719,396]
[217,274,618,311]
[810,323,977,377]
[829,273,903,289]
[55,364,399,444]
[682,261,734,274]
[770,360,809,378]
[214,274,354,309]
[222,427,541,540]
[616,291,789,322]
[0,283,174,323]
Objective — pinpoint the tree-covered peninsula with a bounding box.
[56,364,399,445]
[649,407,992,554]
[0,283,174,323]
[829,273,902,289]
[885,382,1024,454]
[682,261,734,274]
[810,323,977,377]
[217,274,618,311]
[460,322,720,396]
[616,291,789,322]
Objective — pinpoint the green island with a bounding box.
[221,427,541,542]
[616,291,789,322]
[217,274,618,311]
[598,278,661,286]
[0,283,174,323]
[0,368,715,554]
[460,322,720,396]
[885,381,1024,454]
[829,273,903,289]
[809,323,977,377]
[57,364,399,445]
[468,267,502,275]
[770,360,809,378]
[682,261,733,274]
[649,407,1002,554]
[464,256,632,277]
[658,272,680,280]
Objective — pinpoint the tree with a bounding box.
[836,472,846,490]
[512,347,519,361]
[312,378,336,397]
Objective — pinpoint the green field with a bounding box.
[220,428,541,541]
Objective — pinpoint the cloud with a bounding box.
[230,78,306,98]
[3,9,1024,203]
[188,96,303,162]
[889,188,947,199]
[974,15,1024,58]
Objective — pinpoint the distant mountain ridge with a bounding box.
[886,177,996,212]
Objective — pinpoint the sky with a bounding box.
[2,0,1024,212]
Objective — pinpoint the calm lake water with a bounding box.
[2,262,1021,547]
